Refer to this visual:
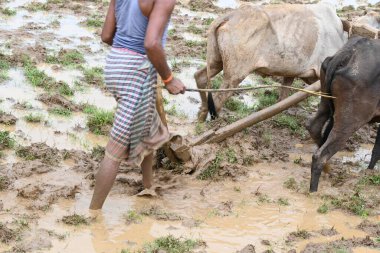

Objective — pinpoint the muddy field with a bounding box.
[0,0,379,252]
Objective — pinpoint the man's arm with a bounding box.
[144,0,185,94]
[101,0,116,46]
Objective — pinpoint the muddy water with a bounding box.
[16,159,377,253]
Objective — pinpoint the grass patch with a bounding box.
[185,40,206,48]
[91,145,105,160]
[46,49,85,67]
[202,17,214,26]
[225,148,237,163]
[255,90,278,110]
[0,176,10,191]
[273,114,302,133]
[225,97,253,120]
[194,122,206,135]
[1,7,16,16]
[125,210,143,225]
[24,113,44,123]
[85,106,114,135]
[317,203,329,214]
[142,235,203,253]
[277,197,290,206]
[197,151,223,180]
[289,229,312,240]
[187,24,203,35]
[0,131,15,150]
[83,67,104,86]
[326,192,371,217]
[283,177,298,190]
[358,174,380,186]
[61,214,91,226]
[49,107,72,117]
[25,1,50,11]
[58,81,74,96]
[211,74,223,89]
[86,15,103,27]
[166,104,186,119]
[23,57,56,90]
[0,58,10,83]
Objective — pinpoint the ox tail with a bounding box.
[206,15,231,120]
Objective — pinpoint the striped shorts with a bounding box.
[104,48,169,166]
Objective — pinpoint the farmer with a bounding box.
[90,0,186,210]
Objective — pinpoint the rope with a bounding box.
[155,85,335,99]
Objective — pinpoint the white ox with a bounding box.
[194,3,347,121]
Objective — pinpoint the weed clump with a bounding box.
[197,152,223,180]
[61,214,92,226]
[86,15,103,27]
[283,178,298,190]
[0,175,10,191]
[1,7,17,16]
[124,210,143,225]
[24,113,44,123]
[0,58,10,82]
[273,114,302,133]
[49,107,72,117]
[22,57,57,90]
[46,49,85,67]
[84,105,114,135]
[0,131,15,150]
[142,235,204,253]
[83,67,104,86]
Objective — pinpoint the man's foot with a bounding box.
[136,188,157,197]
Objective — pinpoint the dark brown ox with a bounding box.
[194,3,347,121]
[307,36,380,192]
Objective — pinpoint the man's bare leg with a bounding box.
[89,156,121,210]
[141,153,154,189]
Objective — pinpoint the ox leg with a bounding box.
[194,64,223,122]
[310,123,360,192]
[279,77,294,101]
[368,126,380,170]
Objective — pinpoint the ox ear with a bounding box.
[340,18,351,33]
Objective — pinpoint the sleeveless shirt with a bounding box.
[112,0,168,55]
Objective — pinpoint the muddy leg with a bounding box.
[90,156,121,210]
[279,77,294,101]
[310,127,357,192]
[194,63,222,122]
[368,126,380,170]
[141,153,154,188]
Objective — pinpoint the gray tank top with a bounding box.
[112,0,168,55]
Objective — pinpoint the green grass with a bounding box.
[225,148,237,164]
[197,152,223,180]
[58,82,74,96]
[24,113,44,123]
[283,178,298,190]
[358,174,380,186]
[142,235,203,253]
[0,176,10,191]
[84,105,114,135]
[25,2,50,11]
[194,122,206,135]
[211,74,223,89]
[273,114,301,133]
[1,8,16,16]
[289,229,311,239]
[185,40,206,48]
[166,104,186,119]
[91,145,105,160]
[61,214,91,226]
[49,107,72,117]
[202,17,214,26]
[0,131,15,150]
[187,24,203,35]
[46,49,85,67]
[86,16,103,28]
[317,203,329,214]
[255,90,278,110]
[327,192,370,217]
[83,67,104,86]
[277,198,290,206]
[15,146,37,161]
[125,210,143,225]
[0,59,10,83]
[22,57,56,90]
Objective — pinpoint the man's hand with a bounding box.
[165,78,186,95]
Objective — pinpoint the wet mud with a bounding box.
[1,0,380,253]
